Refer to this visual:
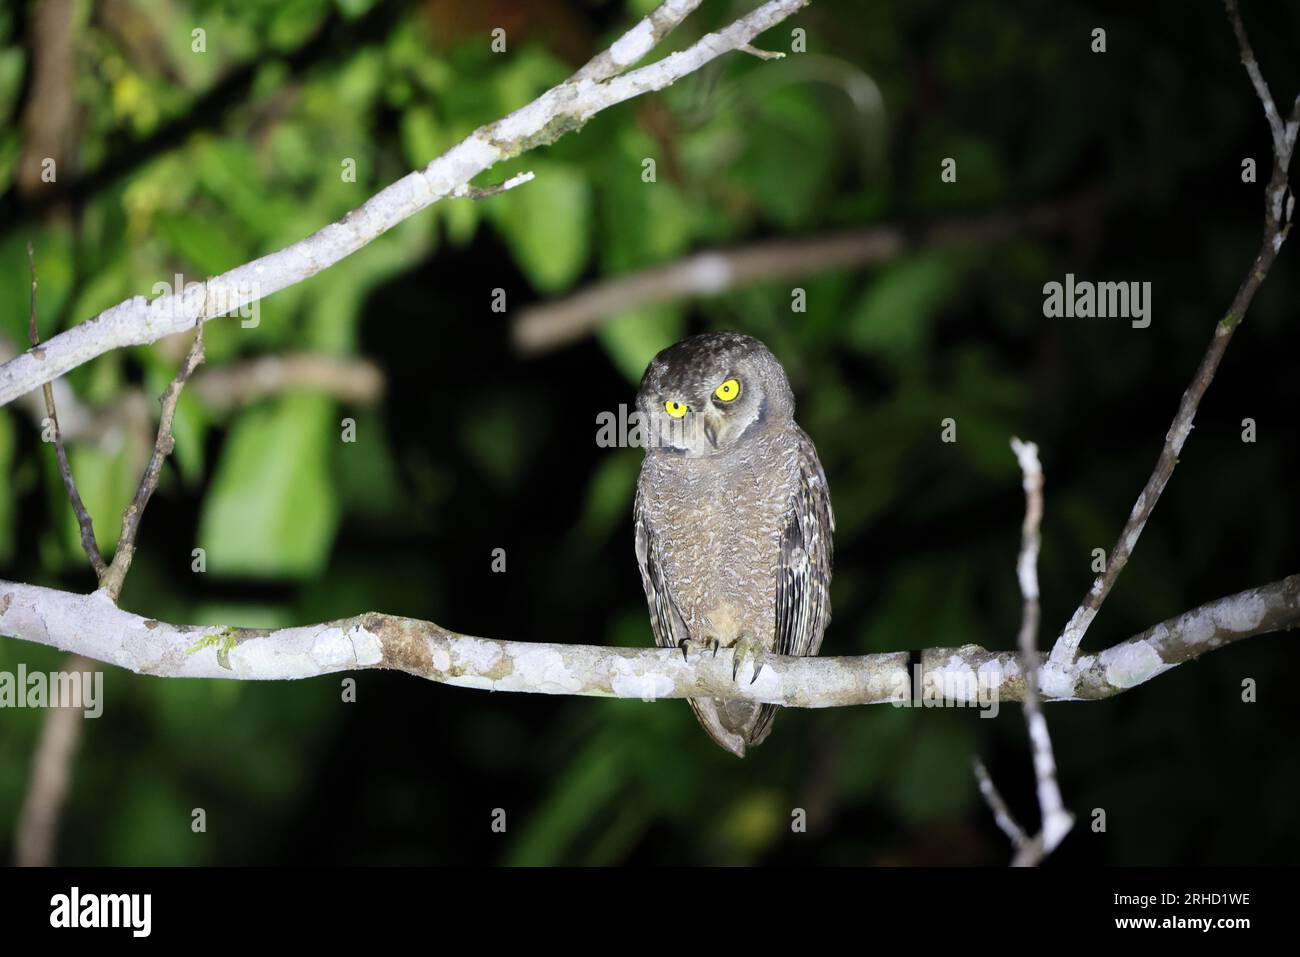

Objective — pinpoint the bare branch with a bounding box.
[739,44,786,61]
[1225,0,1290,159]
[1051,8,1300,665]
[1007,439,1072,866]
[1,334,384,432]
[972,758,1028,850]
[0,341,96,438]
[189,353,384,413]
[0,0,810,409]
[27,242,107,578]
[98,321,206,603]
[13,655,91,867]
[572,0,704,84]
[16,0,74,199]
[452,169,535,200]
[1,576,1294,703]
[513,193,1103,354]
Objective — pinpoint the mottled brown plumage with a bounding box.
[633,332,834,756]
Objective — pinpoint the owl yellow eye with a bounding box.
[664,399,688,418]
[713,378,741,402]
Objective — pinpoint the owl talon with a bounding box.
[678,637,723,662]
[729,635,764,684]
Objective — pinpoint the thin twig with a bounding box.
[28,241,106,578]
[452,170,535,200]
[98,320,207,602]
[1007,439,1073,866]
[972,758,1028,850]
[1051,6,1299,664]
[739,43,786,60]
[1225,0,1288,157]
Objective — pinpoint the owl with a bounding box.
[633,331,834,757]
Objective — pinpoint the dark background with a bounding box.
[0,0,1296,865]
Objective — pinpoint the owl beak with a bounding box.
[701,414,720,449]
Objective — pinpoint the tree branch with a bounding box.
[13,654,91,867]
[97,321,206,602]
[27,242,107,577]
[0,0,809,409]
[511,192,1104,354]
[1051,2,1299,665]
[972,758,1028,851]
[0,334,385,433]
[0,575,1293,702]
[572,0,704,84]
[1005,439,1072,865]
[188,353,384,413]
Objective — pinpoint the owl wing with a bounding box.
[633,478,687,651]
[774,427,835,659]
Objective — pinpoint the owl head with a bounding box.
[635,331,794,455]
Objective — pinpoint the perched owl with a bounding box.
[633,332,834,757]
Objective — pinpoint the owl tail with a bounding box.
[688,699,779,758]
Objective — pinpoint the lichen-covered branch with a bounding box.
[1,575,1293,704]
[0,0,809,409]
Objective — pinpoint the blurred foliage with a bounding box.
[0,0,1298,865]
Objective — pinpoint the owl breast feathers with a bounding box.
[632,331,834,757]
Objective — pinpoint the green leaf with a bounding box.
[156,211,248,277]
[267,0,332,51]
[304,217,433,352]
[571,450,639,550]
[846,254,961,362]
[736,85,836,229]
[886,720,977,825]
[507,738,624,865]
[197,393,340,578]
[459,396,542,491]
[597,304,684,383]
[399,106,442,170]
[0,228,73,344]
[197,141,297,241]
[599,129,697,273]
[486,161,591,292]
